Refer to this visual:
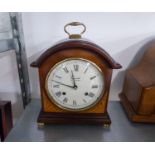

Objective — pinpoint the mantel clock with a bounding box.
[31,22,122,126]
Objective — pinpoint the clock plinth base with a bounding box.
[119,93,155,123]
[37,111,111,125]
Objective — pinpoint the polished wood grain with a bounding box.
[31,39,121,125]
[120,42,155,123]
[39,48,112,114]
[31,39,121,69]
[119,93,155,123]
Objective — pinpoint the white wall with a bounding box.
[0,13,12,39]
[22,12,155,100]
[1,13,155,119]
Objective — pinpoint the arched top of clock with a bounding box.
[31,39,122,69]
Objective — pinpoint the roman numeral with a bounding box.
[55,91,61,97]
[55,75,62,79]
[84,63,90,73]
[63,67,69,73]
[53,85,59,88]
[88,92,95,98]
[90,75,96,80]
[83,99,87,103]
[73,100,77,106]
[63,97,68,103]
[84,68,88,73]
[74,64,79,71]
[92,85,98,88]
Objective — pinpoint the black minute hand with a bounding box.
[71,70,77,88]
[52,80,75,89]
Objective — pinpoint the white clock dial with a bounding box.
[45,58,105,111]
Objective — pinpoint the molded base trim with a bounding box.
[119,93,155,123]
[37,111,111,125]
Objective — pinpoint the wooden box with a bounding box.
[0,101,13,141]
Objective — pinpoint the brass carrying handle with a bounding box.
[64,22,86,39]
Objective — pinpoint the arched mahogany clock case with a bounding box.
[31,22,122,125]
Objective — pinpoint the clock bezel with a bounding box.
[45,58,105,112]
